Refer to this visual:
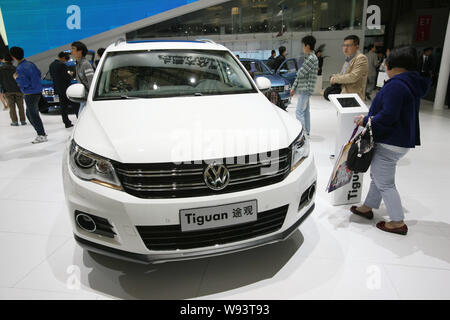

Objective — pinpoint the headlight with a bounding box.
[42,88,54,96]
[69,140,122,190]
[284,84,290,91]
[290,130,310,171]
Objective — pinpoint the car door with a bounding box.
[276,58,298,85]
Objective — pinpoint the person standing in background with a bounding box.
[417,47,434,78]
[267,46,287,71]
[94,48,105,70]
[379,48,390,72]
[290,36,319,135]
[330,35,368,101]
[365,44,379,100]
[0,55,8,110]
[49,51,73,128]
[268,50,276,61]
[9,46,47,143]
[71,41,94,116]
[316,50,324,76]
[0,53,26,126]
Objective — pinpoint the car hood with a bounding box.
[73,93,301,163]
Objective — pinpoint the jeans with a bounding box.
[24,94,46,136]
[364,144,409,222]
[296,92,311,134]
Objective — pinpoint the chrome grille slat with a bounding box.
[117,168,204,175]
[121,166,289,191]
[227,156,288,170]
[117,170,203,177]
[228,166,290,184]
[123,184,209,192]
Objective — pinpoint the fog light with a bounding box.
[75,213,97,233]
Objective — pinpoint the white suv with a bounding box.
[63,39,317,264]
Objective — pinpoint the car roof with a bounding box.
[106,40,229,53]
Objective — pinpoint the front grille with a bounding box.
[114,148,291,199]
[272,85,285,92]
[136,204,289,251]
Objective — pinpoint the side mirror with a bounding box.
[255,77,271,91]
[66,84,87,103]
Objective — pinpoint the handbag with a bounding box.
[347,117,374,173]
[323,83,342,101]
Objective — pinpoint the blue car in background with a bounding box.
[240,58,291,108]
[40,49,95,114]
[262,57,304,87]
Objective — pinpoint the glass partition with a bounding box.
[127,0,364,40]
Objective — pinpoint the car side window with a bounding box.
[44,71,52,81]
[285,60,298,73]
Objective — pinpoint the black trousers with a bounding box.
[58,89,72,125]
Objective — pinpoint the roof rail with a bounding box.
[114,38,126,46]
[196,38,217,44]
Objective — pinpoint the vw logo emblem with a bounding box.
[204,162,230,190]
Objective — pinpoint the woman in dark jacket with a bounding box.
[351,47,430,235]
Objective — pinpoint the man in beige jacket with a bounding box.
[330,35,368,101]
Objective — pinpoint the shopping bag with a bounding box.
[326,126,359,193]
[377,71,389,88]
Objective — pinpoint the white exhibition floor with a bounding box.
[0,95,450,300]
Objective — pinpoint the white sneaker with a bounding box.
[31,135,48,144]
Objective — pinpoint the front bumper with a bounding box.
[74,203,314,264]
[63,147,317,264]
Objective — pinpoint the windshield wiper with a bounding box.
[95,95,141,100]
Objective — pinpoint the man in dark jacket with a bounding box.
[93,48,105,70]
[268,50,276,61]
[267,46,287,71]
[10,46,47,144]
[49,52,73,128]
[417,47,434,78]
[0,54,26,126]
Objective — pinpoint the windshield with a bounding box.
[94,49,257,100]
[241,60,270,76]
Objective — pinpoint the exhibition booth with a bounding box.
[0,0,449,303]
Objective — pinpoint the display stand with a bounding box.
[328,93,369,206]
